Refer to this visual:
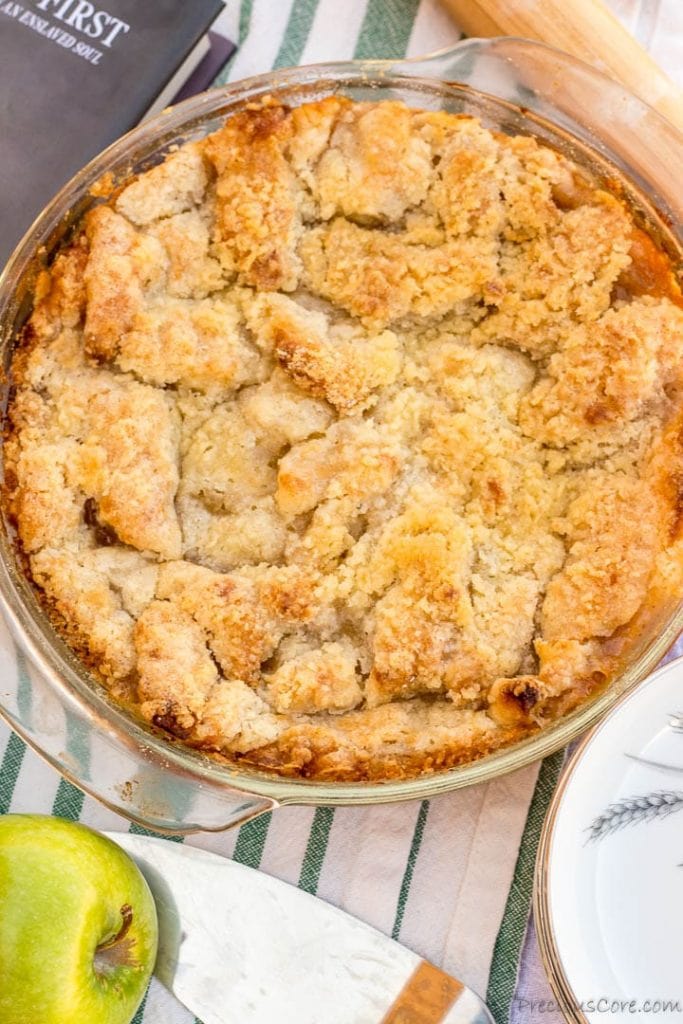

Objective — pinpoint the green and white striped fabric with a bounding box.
[2,2,682,1022]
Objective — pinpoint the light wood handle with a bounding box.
[380,961,464,1023]
[440,0,683,135]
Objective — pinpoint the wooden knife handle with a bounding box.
[439,0,683,135]
[380,961,464,1023]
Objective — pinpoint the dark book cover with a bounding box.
[0,0,225,268]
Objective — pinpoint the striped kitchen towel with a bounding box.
[1,2,682,1022]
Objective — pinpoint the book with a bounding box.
[147,34,212,121]
[0,0,231,268]
[171,30,235,109]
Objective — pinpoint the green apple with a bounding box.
[0,814,158,1024]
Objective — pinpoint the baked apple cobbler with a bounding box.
[5,97,683,780]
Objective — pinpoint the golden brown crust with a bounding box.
[83,207,167,361]
[255,292,402,413]
[203,106,302,291]
[540,474,660,642]
[5,98,683,782]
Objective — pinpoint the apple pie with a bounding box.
[6,97,683,780]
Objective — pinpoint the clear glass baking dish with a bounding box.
[0,38,681,834]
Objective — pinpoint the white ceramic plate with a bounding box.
[535,655,683,1024]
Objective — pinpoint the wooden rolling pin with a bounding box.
[439,0,683,135]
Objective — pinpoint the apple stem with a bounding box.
[93,904,139,974]
[96,904,133,953]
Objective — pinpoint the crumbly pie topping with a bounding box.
[6,98,683,780]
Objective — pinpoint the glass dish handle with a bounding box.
[0,612,276,834]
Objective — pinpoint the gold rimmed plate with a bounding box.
[535,654,683,1023]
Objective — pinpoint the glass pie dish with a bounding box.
[0,38,681,834]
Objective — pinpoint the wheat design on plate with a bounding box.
[586,711,683,843]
